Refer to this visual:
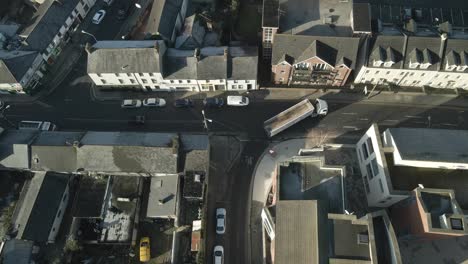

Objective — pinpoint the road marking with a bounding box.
[404,115,423,119]
[341,112,358,115]
[382,119,399,122]
[413,121,426,124]
[359,118,369,121]
[343,126,359,130]
[441,123,458,127]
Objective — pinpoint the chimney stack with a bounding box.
[84,42,93,54]
[194,48,200,61]
[154,41,160,53]
[223,47,229,60]
[438,33,448,70]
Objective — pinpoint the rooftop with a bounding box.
[275,200,327,264]
[183,172,205,200]
[262,0,279,28]
[146,175,179,218]
[73,176,108,218]
[385,127,468,165]
[0,130,37,169]
[329,216,371,260]
[387,154,468,209]
[145,0,184,39]
[278,0,353,36]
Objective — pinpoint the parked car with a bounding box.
[103,0,114,6]
[139,237,150,262]
[203,97,224,108]
[227,95,249,106]
[18,121,57,131]
[117,1,130,20]
[174,98,194,108]
[92,10,106,24]
[143,98,166,107]
[216,208,226,234]
[213,246,224,264]
[121,99,142,108]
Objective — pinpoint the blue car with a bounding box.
[203,97,224,108]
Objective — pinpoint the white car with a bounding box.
[121,99,142,108]
[227,95,249,106]
[216,208,226,234]
[143,98,166,107]
[213,246,224,264]
[92,10,106,24]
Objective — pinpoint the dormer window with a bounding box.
[373,60,383,67]
[457,66,467,72]
[409,61,419,69]
[420,63,431,69]
[383,61,394,67]
[294,62,310,70]
[446,63,457,71]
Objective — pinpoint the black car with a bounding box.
[174,98,194,108]
[117,2,130,20]
[203,97,224,108]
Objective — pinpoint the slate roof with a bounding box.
[262,0,279,28]
[147,175,179,218]
[21,0,80,52]
[164,47,258,80]
[386,127,468,164]
[183,150,208,172]
[403,36,441,71]
[442,39,468,72]
[145,0,184,39]
[368,35,406,69]
[275,200,328,264]
[271,34,360,68]
[16,172,69,242]
[73,176,108,217]
[87,47,162,74]
[175,15,205,49]
[0,52,38,83]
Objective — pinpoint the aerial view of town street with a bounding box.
[2,0,468,263]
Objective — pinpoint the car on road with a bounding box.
[143,98,166,107]
[213,245,224,264]
[227,95,249,106]
[139,237,151,262]
[216,208,226,234]
[203,97,224,108]
[121,99,142,108]
[19,121,57,131]
[174,98,194,108]
[92,10,106,24]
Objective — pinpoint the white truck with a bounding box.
[263,99,328,138]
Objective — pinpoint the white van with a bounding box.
[227,96,249,106]
[18,121,57,131]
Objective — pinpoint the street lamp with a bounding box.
[201,110,212,130]
[81,30,98,43]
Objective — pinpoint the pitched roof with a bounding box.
[443,38,468,72]
[403,36,441,70]
[228,46,258,80]
[352,3,372,33]
[145,0,184,39]
[175,15,206,49]
[0,130,38,169]
[197,54,227,80]
[16,172,69,242]
[87,47,162,74]
[368,35,406,69]
[164,49,198,79]
[0,52,38,84]
[20,0,80,51]
[271,34,360,68]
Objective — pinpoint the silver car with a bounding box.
[216,208,226,234]
[213,245,224,264]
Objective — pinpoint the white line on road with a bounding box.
[359,118,369,121]
[382,119,399,122]
[413,121,426,124]
[341,112,358,115]
[440,123,458,127]
[343,126,359,130]
[404,115,424,119]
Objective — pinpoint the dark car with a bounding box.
[174,98,194,108]
[203,97,224,108]
[117,2,130,20]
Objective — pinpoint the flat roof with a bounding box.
[329,218,371,260]
[279,0,353,36]
[387,154,468,208]
[386,127,468,164]
[275,200,328,264]
[147,175,179,218]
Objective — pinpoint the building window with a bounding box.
[361,143,369,159]
[238,85,243,89]
[142,79,148,84]
[365,70,370,74]
[370,158,378,177]
[57,210,62,218]
[363,177,370,194]
[379,179,385,193]
[63,194,67,202]
[376,71,380,74]
[130,79,136,84]
[179,80,183,83]
[366,138,374,154]
[97,73,102,77]
[151,79,157,83]
[170,80,174,83]
[52,227,56,232]
[366,164,374,179]
[127,73,132,77]
[400,72,404,76]
[232,85,237,89]
[101,79,107,84]
[421,73,425,76]
[188,80,191,83]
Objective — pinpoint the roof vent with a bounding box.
[450,218,464,230]
[357,232,369,244]
[194,174,201,182]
